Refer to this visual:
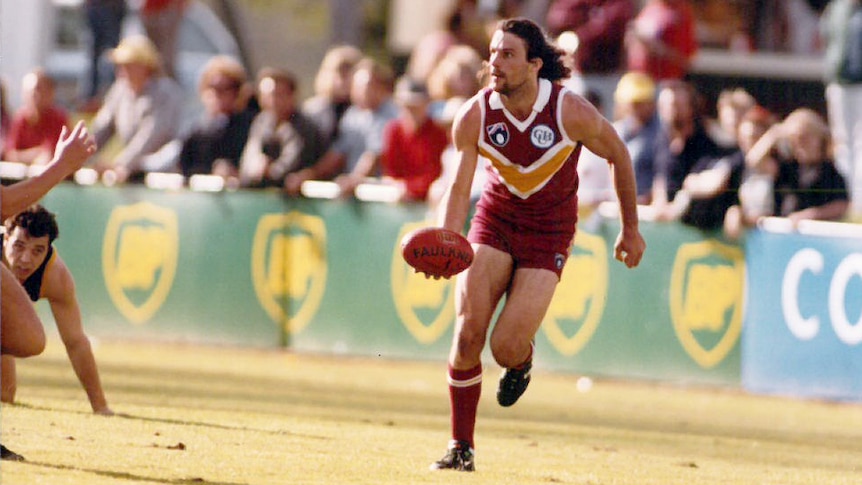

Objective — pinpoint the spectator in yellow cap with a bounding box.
[89,34,184,184]
[612,71,660,203]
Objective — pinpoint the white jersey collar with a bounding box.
[489,78,552,112]
[488,79,552,132]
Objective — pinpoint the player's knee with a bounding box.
[490,340,523,368]
[491,346,523,369]
[22,332,47,358]
[454,325,486,359]
[15,331,46,358]
[8,315,47,358]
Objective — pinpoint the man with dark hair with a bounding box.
[1,120,97,461]
[239,67,327,188]
[431,18,645,471]
[2,205,113,416]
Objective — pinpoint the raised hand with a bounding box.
[51,120,98,176]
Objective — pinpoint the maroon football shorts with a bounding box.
[467,209,575,279]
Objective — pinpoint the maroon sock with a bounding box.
[448,363,482,448]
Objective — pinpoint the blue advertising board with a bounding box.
[743,226,862,401]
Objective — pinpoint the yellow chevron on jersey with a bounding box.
[479,142,576,198]
[478,79,578,199]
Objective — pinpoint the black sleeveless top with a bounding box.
[22,246,54,302]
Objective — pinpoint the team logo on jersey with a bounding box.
[542,232,608,355]
[669,240,744,368]
[487,122,510,147]
[531,124,555,148]
[102,202,178,324]
[251,212,327,335]
[391,222,456,344]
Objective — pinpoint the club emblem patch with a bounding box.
[487,122,510,147]
[531,124,555,148]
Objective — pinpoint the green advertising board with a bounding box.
[536,218,743,384]
[43,185,282,346]
[39,184,742,386]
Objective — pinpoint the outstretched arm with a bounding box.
[1,121,96,220]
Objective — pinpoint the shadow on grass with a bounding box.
[17,459,248,485]
[11,402,331,441]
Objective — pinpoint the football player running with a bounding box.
[431,18,645,472]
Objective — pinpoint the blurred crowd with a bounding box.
[0,0,858,237]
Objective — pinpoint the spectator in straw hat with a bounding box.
[612,71,660,203]
[90,34,184,184]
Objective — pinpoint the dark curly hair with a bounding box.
[498,18,570,82]
[4,205,59,244]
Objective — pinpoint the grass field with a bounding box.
[2,339,862,485]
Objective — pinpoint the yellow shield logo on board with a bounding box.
[251,212,327,334]
[102,202,178,324]
[391,222,456,344]
[669,240,744,368]
[542,231,608,356]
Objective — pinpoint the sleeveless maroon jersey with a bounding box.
[474,79,582,233]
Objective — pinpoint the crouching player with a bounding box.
[2,205,113,416]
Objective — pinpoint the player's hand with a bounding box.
[51,121,97,175]
[614,229,646,268]
[418,269,446,280]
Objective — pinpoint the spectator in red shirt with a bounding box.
[335,77,447,201]
[626,0,698,81]
[4,70,70,165]
[380,77,448,201]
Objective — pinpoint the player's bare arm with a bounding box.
[562,92,645,268]
[1,121,96,220]
[439,97,482,233]
[42,255,113,415]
